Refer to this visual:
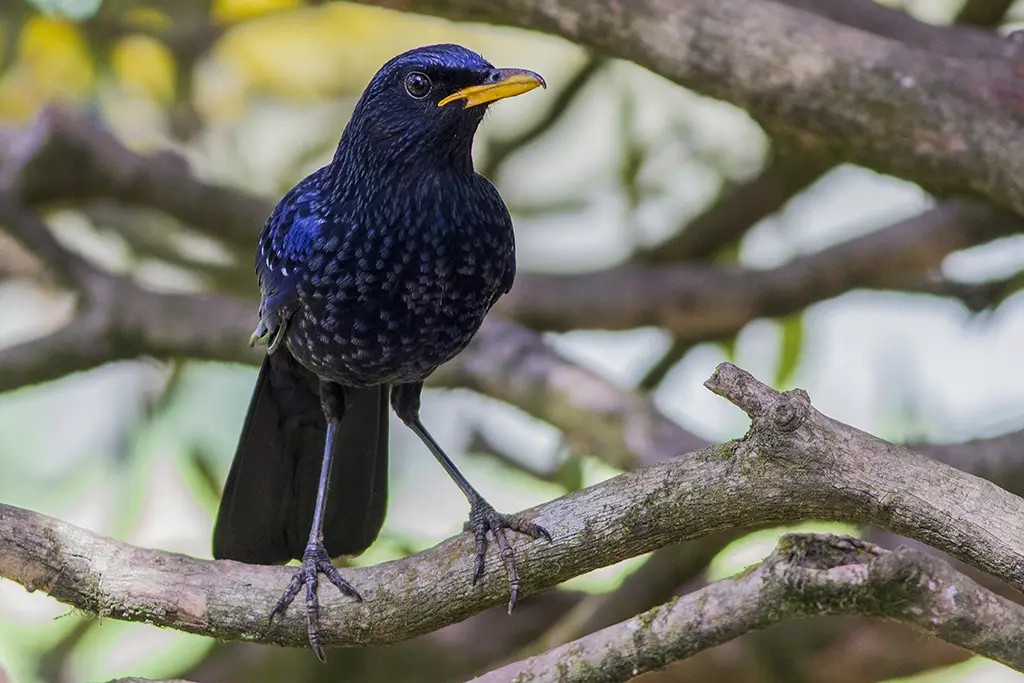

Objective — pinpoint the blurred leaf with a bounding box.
[111,34,177,104]
[212,0,305,23]
[0,20,9,68]
[618,89,645,210]
[0,15,94,120]
[712,236,741,262]
[718,334,738,362]
[19,16,93,90]
[775,313,805,387]
[199,2,575,119]
[554,456,584,491]
[207,4,445,103]
[179,445,224,512]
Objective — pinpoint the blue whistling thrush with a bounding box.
[212,44,549,661]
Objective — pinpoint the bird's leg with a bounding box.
[392,383,551,613]
[268,380,361,662]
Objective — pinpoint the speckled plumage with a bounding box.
[213,44,548,662]
[257,160,513,387]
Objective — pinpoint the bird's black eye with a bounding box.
[404,72,431,99]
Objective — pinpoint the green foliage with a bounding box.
[775,313,805,388]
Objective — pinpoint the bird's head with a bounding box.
[337,44,545,171]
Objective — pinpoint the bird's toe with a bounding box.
[465,499,551,613]
[268,543,360,663]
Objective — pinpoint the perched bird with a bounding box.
[212,44,549,660]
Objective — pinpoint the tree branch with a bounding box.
[916,429,1024,496]
[0,108,267,251]
[777,0,1004,57]
[520,531,737,657]
[3,363,1024,657]
[431,317,707,468]
[634,146,834,264]
[0,196,96,289]
[470,533,1024,683]
[0,221,258,392]
[182,592,587,683]
[495,199,1023,338]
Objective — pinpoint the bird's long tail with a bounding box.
[213,352,390,564]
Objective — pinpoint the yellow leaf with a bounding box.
[18,16,94,95]
[196,3,584,121]
[111,35,177,104]
[212,0,305,23]
[207,4,491,101]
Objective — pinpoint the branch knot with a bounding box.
[773,389,810,432]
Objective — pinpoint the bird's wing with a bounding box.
[251,175,327,349]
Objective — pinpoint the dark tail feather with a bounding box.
[213,352,390,564]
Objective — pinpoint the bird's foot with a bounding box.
[268,542,361,662]
[464,498,551,614]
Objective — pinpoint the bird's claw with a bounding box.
[249,328,266,348]
[464,499,551,614]
[268,542,361,662]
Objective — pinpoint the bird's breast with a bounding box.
[287,220,513,387]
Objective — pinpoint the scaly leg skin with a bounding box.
[392,382,553,612]
[268,543,361,662]
[267,392,361,663]
[465,495,551,613]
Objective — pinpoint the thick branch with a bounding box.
[3,364,1024,653]
[471,534,1024,683]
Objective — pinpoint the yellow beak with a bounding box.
[438,68,546,108]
